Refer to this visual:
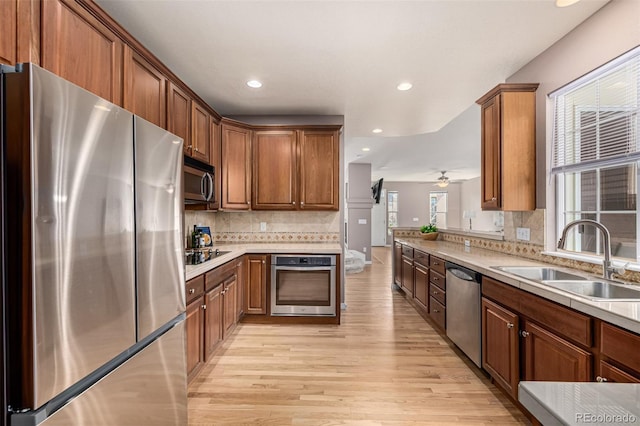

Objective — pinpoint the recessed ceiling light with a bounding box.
[362,147,370,152]
[555,0,580,7]
[372,128,383,134]
[247,80,262,88]
[397,82,413,91]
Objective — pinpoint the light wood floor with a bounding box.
[188,247,528,425]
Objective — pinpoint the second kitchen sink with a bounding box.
[541,280,640,301]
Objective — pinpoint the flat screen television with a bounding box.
[372,178,384,204]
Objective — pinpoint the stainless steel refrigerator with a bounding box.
[1,63,187,425]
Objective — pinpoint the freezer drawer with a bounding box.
[32,320,187,426]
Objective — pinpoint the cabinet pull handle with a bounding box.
[520,330,530,338]
[202,304,207,310]
[189,288,195,294]
[596,376,608,383]
[506,322,514,329]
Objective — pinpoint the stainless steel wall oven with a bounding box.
[271,255,336,316]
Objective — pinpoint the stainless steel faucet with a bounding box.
[557,219,616,280]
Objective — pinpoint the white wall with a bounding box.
[460,177,501,232]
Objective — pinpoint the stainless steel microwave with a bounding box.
[184,156,216,209]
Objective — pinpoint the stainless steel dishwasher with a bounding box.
[445,262,482,368]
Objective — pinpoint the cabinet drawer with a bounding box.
[429,269,445,291]
[601,323,640,374]
[429,297,446,330]
[429,282,445,306]
[186,275,205,304]
[401,245,414,258]
[599,360,640,383]
[429,256,445,275]
[414,250,430,268]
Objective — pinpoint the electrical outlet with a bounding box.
[464,239,470,247]
[412,217,419,222]
[260,222,267,231]
[516,227,530,241]
[363,247,367,253]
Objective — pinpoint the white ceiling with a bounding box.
[96,0,608,182]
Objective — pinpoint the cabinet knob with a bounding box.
[433,309,439,313]
[189,288,195,294]
[262,260,265,264]
[491,197,497,201]
[247,201,250,205]
[520,330,530,338]
[202,304,207,310]
[596,376,608,383]
[292,201,296,205]
[506,322,514,329]
[194,147,199,152]
[433,290,439,295]
[300,201,304,205]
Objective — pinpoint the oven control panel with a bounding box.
[272,255,335,266]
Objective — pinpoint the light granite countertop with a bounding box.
[519,382,640,426]
[185,242,342,281]
[394,238,640,335]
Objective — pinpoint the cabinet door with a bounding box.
[204,285,223,361]
[167,82,191,156]
[482,298,519,398]
[221,123,251,210]
[299,130,339,210]
[252,130,297,210]
[41,0,123,104]
[480,95,501,210]
[209,117,221,211]
[123,46,166,128]
[0,0,16,65]
[223,276,238,338]
[393,242,402,286]
[598,361,640,383]
[414,264,429,311]
[401,257,414,297]
[191,101,211,164]
[245,255,267,315]
[186,296,204,382]
[522,320,591,383]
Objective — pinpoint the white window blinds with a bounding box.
[551,46,640,174]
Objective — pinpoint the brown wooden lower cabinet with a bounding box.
[186,294,205,382]
[429,297,446,330]
[244,254,268,315]
[482,297,519,398]
[598,360,640,383]
[413,264,429,311]
[521,319,591,382]
[204,285,223,360]
[223,275,238,337]
[401,256,414,297]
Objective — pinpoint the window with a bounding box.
[429,191,447,229]
[387,191,398,236]
[552,47,640,262]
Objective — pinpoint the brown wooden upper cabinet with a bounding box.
[476,83,538,211]
[252,130,298,210]
[167,82,191,156]
[123,46,167,128]
[0,0,17,65]
[41,0,123,105]
[191,100,211,164]
[299,129,340,210]
[221,121,252,210]
[251,128,340,211]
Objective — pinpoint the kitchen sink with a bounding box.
[541,280,640,301]
[493,266,586,282]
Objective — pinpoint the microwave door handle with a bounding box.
[205,172,214,201]
[200,173,207,199]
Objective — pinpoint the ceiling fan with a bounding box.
[434,171,450,188]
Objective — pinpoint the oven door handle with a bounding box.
[273,265,334,271]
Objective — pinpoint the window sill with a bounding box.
[541,250,640,273]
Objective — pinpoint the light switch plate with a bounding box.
[516,227,530,241]
[412,217,419,222]
[464,239,470,247]
[358,219,367,225]
[260,222,267,231]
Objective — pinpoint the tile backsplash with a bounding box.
[184,210,341,244]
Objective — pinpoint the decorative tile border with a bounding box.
[394,228,640,284]
[212,232,341,243]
